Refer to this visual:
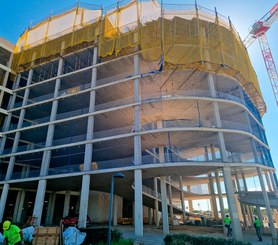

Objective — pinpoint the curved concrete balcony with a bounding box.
[238,191,278,209]
[3,89,264,135]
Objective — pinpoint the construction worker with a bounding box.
[224,214,232,237]
[2,220,24,245]
[254,217,263,242]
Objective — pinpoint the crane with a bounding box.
[243,3,278,106]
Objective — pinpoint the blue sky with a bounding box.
[0,0,277,173]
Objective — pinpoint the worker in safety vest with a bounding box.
[224,214,232,237]
[254,217,263,242]
[3,220,24,245]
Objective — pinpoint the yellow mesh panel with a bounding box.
[11,1,265,114]
[139,19,162,62]
[99,15,117,57]
[103,16,117,39]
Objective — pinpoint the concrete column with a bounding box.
[40,53,64,176]
[0,69,32,222]
[148,208,152,225]
[222,167,243,240]
[0,73,20,154]
[33,48,64,226]
[249,206,254,222]
[257,167,277,238]
[160,176,169,235]
[168,178,174,224]
[45,192,56,225]
[235,195,243,222]
[235,174,241,193]
[154,178,159,227]
[133,53,143,236]
[12,190,26,223]
[242,173,248,192]
[265,172,272,192]
[157,120,169,234]
[235,174,248,228]
[13,191,22,222]
[134,170,143,236]
[0,184,9,221]
[215,171,225,231]
[270,172,278,192]
[204,146,209,161]
[0,52,13,107]
[17,190,26,223]
[245,205,252,227]
[208,74,228,162]
[241,205,249,228]
[63,191,71,217]
[33,180,47,226]
[133,53,141,164]
[187,186,193,213]
[78,46,98,228]
[210,145,216,161]
[208,174,218,219]
[78,175,90,228]
[5,66,34,181]
[178,176,186,221]
[242,172,253,226]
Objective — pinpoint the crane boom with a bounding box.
[243,2,278,107]
[258,34,278,106]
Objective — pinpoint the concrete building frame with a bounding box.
[0,2,278,242]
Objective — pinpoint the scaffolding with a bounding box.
[12,0,265,115]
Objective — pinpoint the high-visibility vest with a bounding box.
[254,219,261,227]
[224,217,231,225]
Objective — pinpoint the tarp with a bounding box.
[63,226,86,245]
[22,226,35,242]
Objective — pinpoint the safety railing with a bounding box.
[9,87,262,130]
[2,114,268,160]
[0,144,265,182]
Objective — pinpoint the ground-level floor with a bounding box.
[0,163,278,242]
[120,224,278,245]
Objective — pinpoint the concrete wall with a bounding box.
[88,191,123,223]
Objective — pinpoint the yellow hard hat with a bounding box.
[3,220,11,231]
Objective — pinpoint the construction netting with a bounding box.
[11,0,265,114]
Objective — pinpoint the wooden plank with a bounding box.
[34,236,59,245]
[33,226,60,245]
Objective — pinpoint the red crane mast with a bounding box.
[243,3,278,106]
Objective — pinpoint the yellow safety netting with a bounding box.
[11,0,265,114]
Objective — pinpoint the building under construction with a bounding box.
[0,0,278,241]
